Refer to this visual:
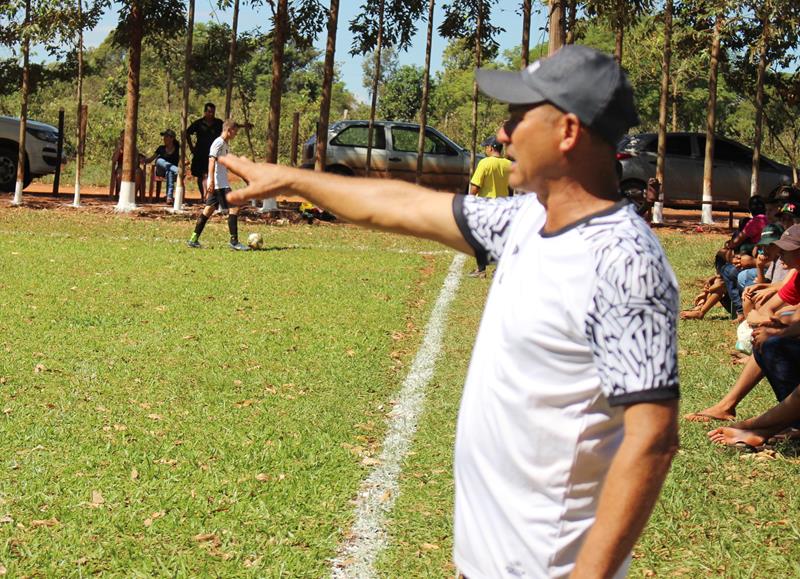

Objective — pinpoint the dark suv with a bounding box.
[617,132,793,209]
[302,120,476,193]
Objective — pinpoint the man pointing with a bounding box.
[222,46,679,578]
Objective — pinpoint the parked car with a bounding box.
[0,116,65,192]
[301,120,479,193]
[617,132,793,209]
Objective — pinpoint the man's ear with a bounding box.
[558,113,581,153]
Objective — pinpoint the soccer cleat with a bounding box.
[229,241,251,251]
[187,239,201,248]
[468,269,487,279]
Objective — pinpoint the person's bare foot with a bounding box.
[684,405,736,422]
[680,309,705,320]
[707,426,769,447]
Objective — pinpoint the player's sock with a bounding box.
[193,213,210,239]
[228,214,239,245]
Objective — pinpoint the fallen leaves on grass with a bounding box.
[89,490,105,508]
[0,515,12,524]
[143,511,165,527]
[361,457,382,467]
[130,468,139,480]
[147,413,163,421]
[234,399,255,408]
[420,543,439,551]
[30,518,59,528]
[193,533,220,547]
[34,364,46,373]
[0,563,6,575]
[243,555,262,568]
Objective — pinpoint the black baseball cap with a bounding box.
[475,45,640,145]
[481,136,502,150]
[160,129,177,138]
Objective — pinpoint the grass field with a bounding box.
[0,207,799,577]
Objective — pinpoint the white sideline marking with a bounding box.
[330,252,467,579]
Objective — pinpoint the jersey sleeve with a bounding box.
[208,139,224,159]
[452,194,525,264]
[585,235,680,406]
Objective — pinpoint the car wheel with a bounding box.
[0,146,18,193]
[620,179,648,215]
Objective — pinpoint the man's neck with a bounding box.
[539,179,620,235]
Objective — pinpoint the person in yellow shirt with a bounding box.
[468,136,513,277]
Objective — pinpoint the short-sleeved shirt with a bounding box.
[451,195,679,579]
[470,156,513,198]
[153,144,180,166]
[778,270,800,305]
[187,117,223,156]
[207,137,230,190]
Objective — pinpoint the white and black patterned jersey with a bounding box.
[451,193,679,579]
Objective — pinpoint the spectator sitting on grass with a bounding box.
[681,216,753,320]
[707,306,800,449]
[685,225,800,423]
[719,196,768,322]
[144,129,180,205]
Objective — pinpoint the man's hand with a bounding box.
[221,155,289,206]
[752,325,781,352]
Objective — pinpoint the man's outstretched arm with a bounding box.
[571,399,679,578]
[221,155,473,255]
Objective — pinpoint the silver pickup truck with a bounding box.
[0,115,63,192]
[302,120,479,194]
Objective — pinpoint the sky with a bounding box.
[8,0,550,103]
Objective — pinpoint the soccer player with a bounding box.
[221,46,679,578]
[187,119,249,251]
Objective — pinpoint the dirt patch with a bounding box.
[3,189,312,225]
[7,185,742,234]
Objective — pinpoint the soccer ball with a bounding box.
[247,232,264,250]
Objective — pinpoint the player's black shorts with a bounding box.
[205,187,232,209]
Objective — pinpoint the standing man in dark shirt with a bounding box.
[187,102,223,201]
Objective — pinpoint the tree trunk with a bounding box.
[470,2,483,174]
[750,4,769,198]
[266,0,287,164]
[239,87,256,158]
[548,0,564,55]
[653,0,672,224]
[671,73,678,132]
[175,0,194,210]
[365,0,385,178]
[13,0,31,205]
[263,0,287,212]
[314,0,340,172]
[73,0,84,207]
[566,0,577,44]
[415,0,435,185]
[701,17,722,225]
[117,0,143,211]
[521,0,531,67]
[224,0,240,119]
[613,1,624,65]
